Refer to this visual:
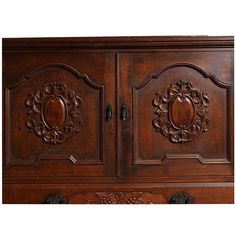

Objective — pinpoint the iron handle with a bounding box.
[43,194,69,204]
[121,103,128,121]
[169,192,193,204]
[106,104,112,122]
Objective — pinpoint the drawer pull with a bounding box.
[169,191,193,204]
[121,103,128,121]
[43,194,69,204]
[106,104,113,122]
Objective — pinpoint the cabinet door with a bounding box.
[3,51,116,177]
[118,52,234,178]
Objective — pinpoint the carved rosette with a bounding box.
[88,192,152,204]
[153,80,209,143]
[25,82,83,144]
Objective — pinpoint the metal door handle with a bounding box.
[106,104,112,122]
[121,103,128,121]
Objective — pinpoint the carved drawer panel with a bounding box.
[3,52,116,177]
[3,183,234,204]
[118,52,233,178]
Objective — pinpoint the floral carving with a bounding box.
[25,82,83,144]
[88,192,152,204]
[153,80,209,143]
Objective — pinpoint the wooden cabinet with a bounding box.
[2,36,234,204]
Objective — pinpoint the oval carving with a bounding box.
[26,82,83,144]
[169,95,195,129]
[42,96,67,129]
[153,80,209,143]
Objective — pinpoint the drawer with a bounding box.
[3,183,234,204]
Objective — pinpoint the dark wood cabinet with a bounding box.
[2,36,234,204]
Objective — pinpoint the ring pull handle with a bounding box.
[121,103,128,121]
[106,104,112,122]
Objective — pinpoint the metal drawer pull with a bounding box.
[169,191,193,204]
[43,194,69,204]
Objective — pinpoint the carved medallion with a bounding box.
[25,82,83,144]
[153,80,209,143]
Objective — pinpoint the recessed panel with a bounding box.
[3,52,116,177]
[119,52,233,177]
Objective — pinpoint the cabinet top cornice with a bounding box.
[3,36,234,50]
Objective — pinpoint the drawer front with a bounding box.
[3,183,234,204]
[118,51,234,178]
[3,52,116,177]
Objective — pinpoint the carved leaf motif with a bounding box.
[25,82,83,144]
[153,80,209,143]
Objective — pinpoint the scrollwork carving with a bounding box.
[153,80,209,143]
[25,82,83,144]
